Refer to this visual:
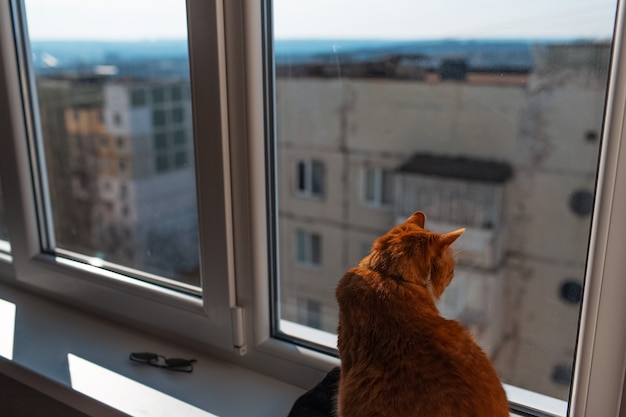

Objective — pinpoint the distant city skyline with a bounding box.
[24,0,617,41]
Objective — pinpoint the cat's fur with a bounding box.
[336,211,508,417]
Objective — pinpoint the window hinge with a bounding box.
[230,306,247,356]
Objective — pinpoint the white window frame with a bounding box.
[0,1,624,416]
[0,0,238,353]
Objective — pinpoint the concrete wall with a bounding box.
[274,67,605,399]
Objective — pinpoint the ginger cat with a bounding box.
[336,211,508,417]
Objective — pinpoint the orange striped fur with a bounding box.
[336,212,508,417]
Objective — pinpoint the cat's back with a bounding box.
[336,269,508,417]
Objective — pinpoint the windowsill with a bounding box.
[0,281,304,417]
[0,280,552,417]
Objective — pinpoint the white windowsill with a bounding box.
[0,280,551,417]
[0,281,304,417]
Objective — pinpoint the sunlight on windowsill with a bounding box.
[0,297,15,360]
[0,240,11,253]
[68,354,218,417]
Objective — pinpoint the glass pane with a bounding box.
[310,233,321,265]
[296,230,306,264]
[364,169,376,202]
[311,160,324,196]
[24,0,200,289]
[271,0,617,403]
[296,161,306,192]
[382,170,394,205]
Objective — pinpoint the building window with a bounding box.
[298,298,322,330]
[172,108,184,123]
[119,184,127,199]
[296,159,325,198]
[153,110,166,127]
[152,87,165,104]
[296,229,322,267]
[154,133,167,150]
[171,86,182,101]
[363,167,394,207]
[113,113,122,126]
[173,130,186,145]
[130,89,146,107]
[155,155,169,173]
[174,151,187,168]
[116,136,124,149]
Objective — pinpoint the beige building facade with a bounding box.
[275,43,608,398]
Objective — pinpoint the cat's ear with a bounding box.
[438,228,464,249]
[408,211,426,228]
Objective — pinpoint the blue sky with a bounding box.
[25,0,617,41]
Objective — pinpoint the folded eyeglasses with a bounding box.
[129,352,196,373]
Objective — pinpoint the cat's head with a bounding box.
[361,211,464,299]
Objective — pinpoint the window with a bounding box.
[130,89,146,107]
[268,0,623,414]
[0,1,625,417]
[173,130,186,145]
[154,133,167,150]
[298,298,322,329]
[155,155,169,173]
[171,108,184,124]
[152,87,165,104]
[174,151,187,168]
[295,159,325,198]
[171,86,182,101]
[363,167,394,208]
[0,0,246,364]
[152,110,166,127]
[119,183,127,200]
[296,230,322,267]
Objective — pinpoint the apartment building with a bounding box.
[275,42,609,398]
[98,80,198,282]
[38,76,199,285]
